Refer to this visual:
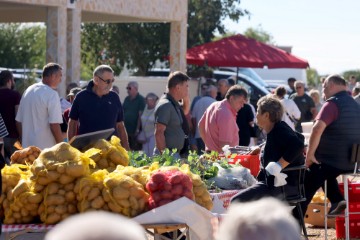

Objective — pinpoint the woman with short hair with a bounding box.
[231,95,304,203]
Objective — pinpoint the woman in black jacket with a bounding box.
[231,95,305,202]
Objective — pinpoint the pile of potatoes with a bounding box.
[103,171,149,217]
[87,136,129,171]
[4,179,43,224]
[74,169,110,212]
[30,142,94,224]
[10,146,41,165]
[0,164,31,223]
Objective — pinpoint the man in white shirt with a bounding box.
[274,86,301,131]
[16,63,63,149]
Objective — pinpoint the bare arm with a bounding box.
[277,157,290,169]
[305,119,326,167]
[67,119,78,141]
[116,122,130,151]
[198,114,206,143]
[154,123,167,154]
[50,123,63,143]
[16,121,22,143]
[182,95,190,115]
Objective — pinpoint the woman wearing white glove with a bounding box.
[231,95,305,202]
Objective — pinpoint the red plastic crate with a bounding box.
[228,154,260,177]
[336,214,360,239]
[339,182,360,202]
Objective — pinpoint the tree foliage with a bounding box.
[0,23,46,69]
[243,26,274,44]
[81,0,249,76]
[306,68,320,88]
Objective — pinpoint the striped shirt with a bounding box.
[0,113,9,138]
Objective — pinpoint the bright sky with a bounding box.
[223,0,360,75]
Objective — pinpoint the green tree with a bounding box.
[187,0,249,47]
[342,70,360,83]
[80,0,249,75]
[0,23,46,68]
[243,26,274,44]
[306,68,320,88]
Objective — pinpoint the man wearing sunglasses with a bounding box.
[67,65,130,150]
[123,81,145,151]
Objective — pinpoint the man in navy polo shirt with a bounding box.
[67,65,130,150]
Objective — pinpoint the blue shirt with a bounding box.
[69,81,124,135]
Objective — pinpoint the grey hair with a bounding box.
[205,85,217,96]
[128,81,139,90]
[145,92,158,100]
[216,198,300,240]
[93,65,114,77]
[257,95,284,123]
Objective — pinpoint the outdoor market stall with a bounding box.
[1,133,262,240]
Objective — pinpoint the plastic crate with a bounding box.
[228,154,260,177]
[336,214,360,239]
[339,182,360,202]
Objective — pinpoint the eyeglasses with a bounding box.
[126,87,132,90]
[97,75,114,84]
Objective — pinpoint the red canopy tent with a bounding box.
[186,34,309,69]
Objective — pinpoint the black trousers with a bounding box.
[300,163,349,217]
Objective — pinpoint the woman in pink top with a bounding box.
[199,85,248,153]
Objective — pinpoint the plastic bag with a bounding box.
[209,163,257,190]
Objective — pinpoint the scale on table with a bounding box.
[68,128,115,151]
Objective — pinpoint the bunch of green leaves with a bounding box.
[129,148,181,168]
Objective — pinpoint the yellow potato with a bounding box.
[46,213,62,224]
[48,182,60,195]
[45,194,66,205]
[65,191,76,202]
[27,193,43,204]
[20,208,29,217]
[37,176,52,185]
[55,205,67,215]
[47,171,61,182]
[112,186,130,200]
[66,164,86,178]
[91,196,105,209]
[88,188,101,201]
[25,203,38,211]
[59,174,75,185]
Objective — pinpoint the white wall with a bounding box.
[253,68,307,82]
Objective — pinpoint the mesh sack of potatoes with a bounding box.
[113,165,151,187]
[88,136,129,171]
[10,146,41,165]
[29,142,95,224]
[103,171,149,217]
[74,169,110,212]
[0,164,30,219]
[38,181,78,224]
[4,179,43,224]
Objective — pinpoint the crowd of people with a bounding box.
[1,62,360,238]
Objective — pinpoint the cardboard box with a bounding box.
[305,203,335,228]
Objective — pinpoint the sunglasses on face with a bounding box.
[296,86,303,89]
[126,87,132,90]
[97,75,115,84]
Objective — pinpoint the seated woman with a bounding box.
[231,95,305,203]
